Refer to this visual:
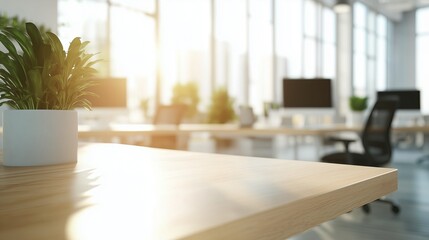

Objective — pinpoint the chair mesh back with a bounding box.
[362,100,398,166]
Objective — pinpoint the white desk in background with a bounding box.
[78,123,429,159]
[78,123,356,159]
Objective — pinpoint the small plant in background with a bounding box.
[0,13,50,32]
[0,22,98,109]
[349,96,368,112]
[206,87,236,123]
[140,97,150,119]
[171,81,200,119]
[263,101,281,118]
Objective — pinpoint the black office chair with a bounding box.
[321,99,401,214]
[150,104,187,149]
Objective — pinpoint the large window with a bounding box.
[303,0,336,79]
[59,0,337,117]
[275,0,302,79]
[352,2,390,99]
[110,2,157,110]
[248,0,273,113]
[353,2,367,96]
[275,0,336,102]
[159,0,211,108]
[59,0,157,117]
[58,0,109,74]
[416,7,429,113]
[376,15,388,91]
[214,0,247,103]
[214,0,247,105]
[322,8,337,79]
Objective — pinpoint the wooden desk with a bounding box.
[0,143,397,240]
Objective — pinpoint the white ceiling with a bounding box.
[325,0,429,14]
[324,0,429,21]
[378,0,429,12]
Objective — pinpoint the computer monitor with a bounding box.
[78,77,128,127]
[86,77,127,108]
[280,78,334,126]
[282,78,333,114]
[376,90,420,110]
[377,90,422,126]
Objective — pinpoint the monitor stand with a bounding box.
[274,108,336,128]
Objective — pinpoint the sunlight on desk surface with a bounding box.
[0,143,397,240]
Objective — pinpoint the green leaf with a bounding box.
[0,22,99,109]
[25,23,42,48]
[2,27,36,65]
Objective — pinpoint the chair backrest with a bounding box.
[153,104,187,125]
[239,106,256,128]
[361,99,398,166]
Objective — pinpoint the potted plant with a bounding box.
[349,96,368,112]
[171,81,200,122]
[140,97,151,122]
[206,87,236,124]
[206,87,236,149]
[0,22,98,166]
[349,96,368,126]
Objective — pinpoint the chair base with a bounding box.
[362,198,400,215]
[417,155,429,164]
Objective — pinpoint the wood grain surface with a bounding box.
[0,143,397,240]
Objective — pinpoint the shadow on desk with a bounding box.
[0,155,96,240]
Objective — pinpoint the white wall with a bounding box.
[0,0,57,32]
[0,0,58,129]
[390,10,416,89]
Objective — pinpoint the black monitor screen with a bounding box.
[377,90,420,110]
[86,77,127,108]
[283,78,332,108]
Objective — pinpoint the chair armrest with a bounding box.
[326,136,357,144]
[326,136,357,153]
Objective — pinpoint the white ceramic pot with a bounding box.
[3,110,78,166]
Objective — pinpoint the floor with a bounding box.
[206,136,429,240]
[291,160,429,240]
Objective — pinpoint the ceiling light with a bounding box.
[334,0,351,13]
